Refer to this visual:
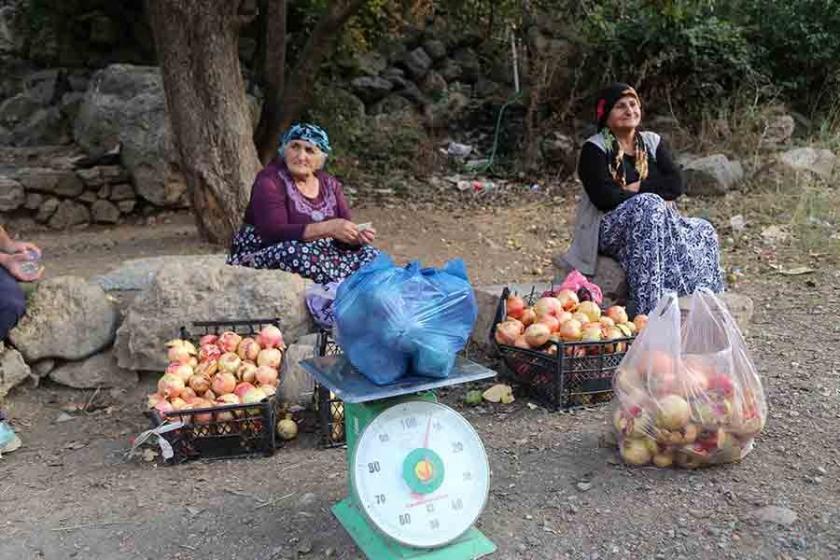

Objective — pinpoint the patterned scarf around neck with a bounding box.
[601,128,649,188]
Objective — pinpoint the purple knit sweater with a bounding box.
[243,158,352,243]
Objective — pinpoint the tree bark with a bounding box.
[254,0,368,163]
[147,0,261,244]
[253,0,287,163]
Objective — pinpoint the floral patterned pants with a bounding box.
[599,193,725,316]
[226,224,380,285]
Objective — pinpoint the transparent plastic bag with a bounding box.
[334,254,478,385]
[612,289,767,468]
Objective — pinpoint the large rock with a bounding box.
[47,199,90,229]
[355,51,387,77]
[682,154,744,196]
[9,276,120,362]
[12,107,69,146]
[90,199,120,223]
[94,254,228,292]
[0,176,24,210]
[73,64,187,207]
[350,76,393,104]
[277,333,319,407]
[777,147,837,180]
[422,39,447,61]
[0,342,30,402]
[761,114,795,147]
[24,69,61,105]
[0,94,40,128]
[49,350,138,389]
[114,263,314,371]
[401,47,432,79]
[15,167,84,196]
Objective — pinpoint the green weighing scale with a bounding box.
[301,354,498,559]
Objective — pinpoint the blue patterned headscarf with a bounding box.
[279,123,332,155]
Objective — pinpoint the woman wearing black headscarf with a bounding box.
[562,83,724,315]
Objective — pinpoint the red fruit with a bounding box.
[706,373,735,396]
[506,294,525,320]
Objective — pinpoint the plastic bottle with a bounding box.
[18,249,41,277]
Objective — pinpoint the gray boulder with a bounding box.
[109,183,135,201]
[401,47,432,79]
[8,276,120,362]
[777,147,837,180]
[24,192,42,210]
[422,39,447,61]
[73,64,187,207]
[34,197,59,223]
[421,71,447,99]
[541,132,576,170]
[369,94,414,116]
[94,254,228,292]
[114,262,314,371]
[91,199,120,223]
[0,94,40,128]
[350,76,393,104]
[438,58,462,82]
[49,350,138,389]
[682,154,744,196]
[15,167,83,197]
[0,342,30,402]
[277,333,319,407]
[761,114,795,147]
[48,199,90,229]
[0,176,24,211]
[24,69,61,105]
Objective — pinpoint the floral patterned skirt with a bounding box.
[599,193,724,316]
[226,224,380,285]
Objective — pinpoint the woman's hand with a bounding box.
[358,227,376,245]
[624,181,641,193]
[328,219,360,244]
[0,252,43,282]
[6,240,41,257]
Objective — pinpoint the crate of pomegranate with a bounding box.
[490,287,647,410]
[145,318,287,463]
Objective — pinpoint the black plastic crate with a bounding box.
[490,288,635,410]
[313,330,346,448]
[147,318,285,463]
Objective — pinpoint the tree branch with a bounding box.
[254,0,368,163]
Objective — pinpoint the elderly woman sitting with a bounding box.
[227,123,379,284]
[561,83,724,315]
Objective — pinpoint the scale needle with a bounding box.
[422,414,432,448]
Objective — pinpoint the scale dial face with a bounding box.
[350,400,490,549]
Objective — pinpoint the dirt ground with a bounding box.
[1,197,839,560]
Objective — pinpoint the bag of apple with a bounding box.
[612,289,767,469]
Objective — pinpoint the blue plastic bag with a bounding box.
[334,253,477,385]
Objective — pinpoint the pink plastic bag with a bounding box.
[552,270,603,305]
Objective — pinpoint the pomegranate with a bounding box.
[506,294,526,320]
[167,345,193,365]
[216,393,240,406]
[188,374,211,394]
[494,319,524,346]
[556,310,573,324]
[605,305,629,324]
[653,452,674,468]
[554,289,579,311]
[217,331,243,353]
[154,399,174,416]
[257,348,283,369]
[599,316,616,328]
[201,389,216,401]
[277,416,298,440]
[534,297,563,318]
[169,397,188,410]
[198,344,222,363]
[580,323,602,342]
[166,362,194,384]
[256,365,279,386]
[218,352,242,373]
[520,308,537,327]
[256,325,285,349]
[537,314,560,333]
[571,311,590,325]
[557,318,582,341]
[655,395,691,430]
[575,301,601,323]
[237,362,258,383]
[211,372,236,395]
[147,393,166,409]
[513,335,530,349]
[180,387,197,401]
[199,334,218,347]
[261,384,277,397]
[190,398,214,424]
[234,382,256,399]
[236,337,261,362]
[158,373,185,399]
[524,323,551,348]
[632,314,648,332]
[620,437,653,466]
[706,372,735,397]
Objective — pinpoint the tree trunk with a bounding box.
[254,0,368,163]
[253,0,287,163]
[147,0,260,245]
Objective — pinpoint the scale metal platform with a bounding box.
[301,354,497,559]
